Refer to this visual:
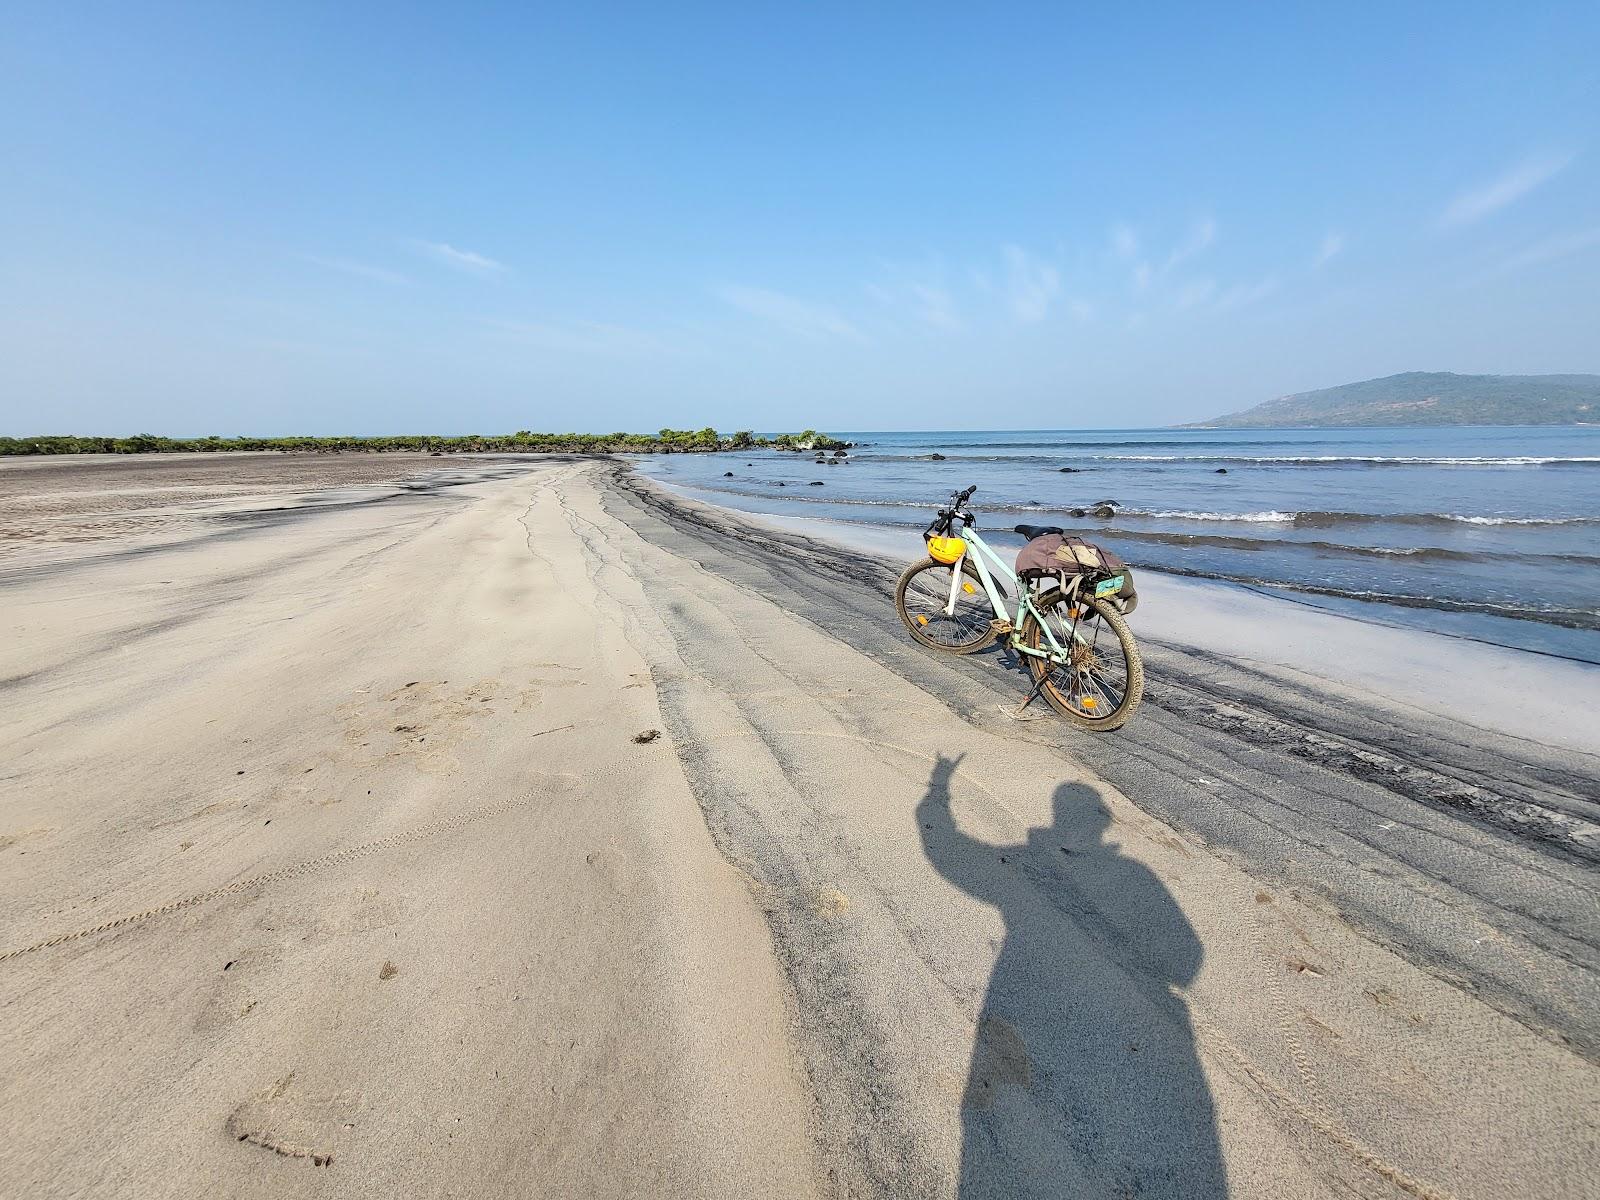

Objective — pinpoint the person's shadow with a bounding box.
[917,755,1226,1198]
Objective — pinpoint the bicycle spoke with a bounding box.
[1029,599,1132,720]
[898,561,994,651]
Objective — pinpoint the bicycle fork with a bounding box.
[944,556,965,616]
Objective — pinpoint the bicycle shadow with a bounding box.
[916,755,1226,1198]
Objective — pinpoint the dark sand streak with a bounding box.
[601,462,1600,1061]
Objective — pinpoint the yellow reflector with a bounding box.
[1081,697,1098,709]
[1068,607,1079,618]
[917,615,929,625]
[962,581,975,594]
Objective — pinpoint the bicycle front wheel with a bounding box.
[895,557,998,654]
[1020,590,1144,730]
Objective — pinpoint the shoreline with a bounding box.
[651,481,1600,752]
[2,454,1596,1197]
[632,423,1600,663]
[638,475,1600,651]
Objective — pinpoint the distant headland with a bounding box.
[1186,372,1600,429]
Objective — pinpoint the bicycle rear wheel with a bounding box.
[895,557,998,654]
[1020,590,1143,730]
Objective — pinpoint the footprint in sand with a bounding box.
[332,678,509,773]
[226,1072,364,1168]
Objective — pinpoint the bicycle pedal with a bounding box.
[989,618,1014,636]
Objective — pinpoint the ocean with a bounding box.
[634,426,1600,664]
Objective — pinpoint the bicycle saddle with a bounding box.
[1013,523,1065,540]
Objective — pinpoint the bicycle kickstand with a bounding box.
[1003,666,1055,722]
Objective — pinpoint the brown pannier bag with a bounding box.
[1016,534,1139,613]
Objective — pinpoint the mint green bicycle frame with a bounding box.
[940,525,1093,662]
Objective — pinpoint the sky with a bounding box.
[2,2,1598,434]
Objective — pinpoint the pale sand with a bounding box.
[1,455,1596,1198]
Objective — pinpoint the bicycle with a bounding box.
[894,485,1144,731]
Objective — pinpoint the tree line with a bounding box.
[0,428,850,456]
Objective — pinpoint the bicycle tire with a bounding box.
[895,557,998,654]
[1020,590,1144,730]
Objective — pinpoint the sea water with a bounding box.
[634,427,1600,663]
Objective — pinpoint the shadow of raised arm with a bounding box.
[917,754,1003,905]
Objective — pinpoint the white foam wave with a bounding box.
[1441,513,1581,525]
[1130,509,1299,523]
[1090,454,1600,466]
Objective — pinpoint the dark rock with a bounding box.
[833,450,848,457]
[1070,508,1086,518]
[1057,467,1080,473]
[1215,468,1228,474]
[723,471,734,477]
[809,481,825,486]
[930,453,946,461]
[1093,499,1120,507]
[1092,505,1116,518]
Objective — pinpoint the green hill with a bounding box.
[1189,372,1600,428]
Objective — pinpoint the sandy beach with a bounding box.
[2,453,1597,1199]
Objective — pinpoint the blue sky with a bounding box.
[3,2,1597,434]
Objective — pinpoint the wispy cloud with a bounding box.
[1313,231,1345,269]
[1109,222,1140,260]
[1487,225,1600,276]
[1173,279,1217,311]
[718,284,864,341]
[1001,244,1060,322]
[1162,218,1216,271]
[909,283,959,330]
[1214,275,1279,312]
[483,318,683,356]
[299,254,408,285]
[1119,219,1215,297]
[411,239,509,274]
[1438,151,1574,229]
[865,265,961,331]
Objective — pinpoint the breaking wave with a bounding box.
[676,483,1598,530]
[1079,454,1600,467]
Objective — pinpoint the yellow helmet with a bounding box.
[927,535,967,565]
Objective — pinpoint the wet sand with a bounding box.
[2,454,1596,1198]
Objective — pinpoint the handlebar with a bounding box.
[925,485,978,538]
